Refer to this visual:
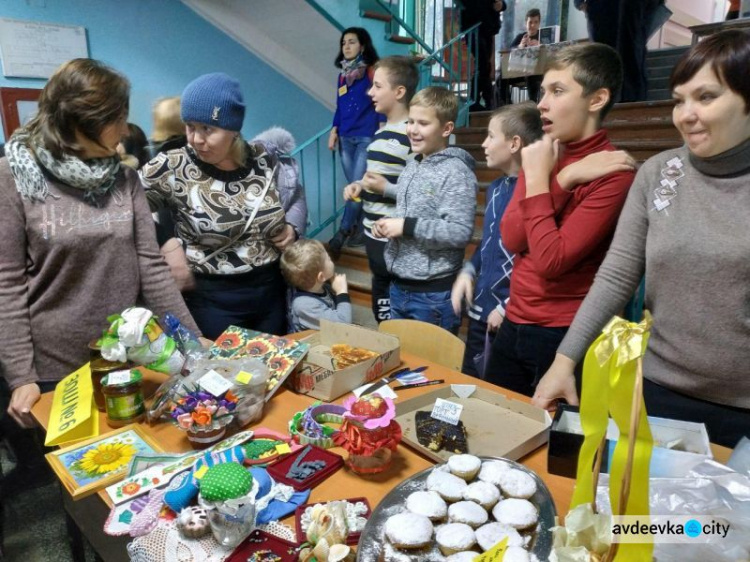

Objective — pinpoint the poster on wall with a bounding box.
[0,18,88,78]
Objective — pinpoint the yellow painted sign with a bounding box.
[473,537,508,561]
[45,363,99,446]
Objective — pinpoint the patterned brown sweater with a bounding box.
[0,159,200,391]
[140,144,287,276]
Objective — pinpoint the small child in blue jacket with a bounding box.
[451,103,542,377]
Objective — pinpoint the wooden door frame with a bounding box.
[0,87,42,139]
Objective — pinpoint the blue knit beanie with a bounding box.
[181,73,245,132]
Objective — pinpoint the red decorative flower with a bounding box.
[245,341,270,357]
[121,482,141,496]
[268,356,292,373]
[215,332,241,351]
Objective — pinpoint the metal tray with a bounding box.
[356,457,557,561]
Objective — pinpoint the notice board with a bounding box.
[0,18,88,79]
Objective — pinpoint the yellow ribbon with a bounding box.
[571,313,654,562]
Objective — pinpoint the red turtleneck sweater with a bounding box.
[500,129,635,327]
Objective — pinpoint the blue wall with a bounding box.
[0,0,332,144]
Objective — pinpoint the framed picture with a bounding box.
[0,87,41,138]
[45,424,164,500]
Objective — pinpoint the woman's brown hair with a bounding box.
[25,58,130,159]
[670,29,750,113]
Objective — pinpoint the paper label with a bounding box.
[338,84,347,96]
[431,398,463,426]
[107,370,133,385]
[451,384,476,399]
[472,537,507,561]
[275,443,292,455]
[235,370,253,384]
[198,369,234,397]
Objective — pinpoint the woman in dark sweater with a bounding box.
[533,30,750,448]
[141,73,289,339]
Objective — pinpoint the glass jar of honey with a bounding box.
[90,357,130,412]
[102,370,145,427]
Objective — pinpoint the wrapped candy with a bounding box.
[99,307,185,375]
[333,395,402,475]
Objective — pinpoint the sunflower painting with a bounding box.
[46,425,163,499]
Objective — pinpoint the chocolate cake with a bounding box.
[415,411,469,454]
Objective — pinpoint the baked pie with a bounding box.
[330,344,378,369]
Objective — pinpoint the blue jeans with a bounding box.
[390,284,460,334]
[339,135,371,232]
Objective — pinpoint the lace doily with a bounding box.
[257,521,296,543]
[299,500,368,535]
[127,521,233,562]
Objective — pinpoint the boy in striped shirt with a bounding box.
[345,56,418,322]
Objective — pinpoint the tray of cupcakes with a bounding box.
[356,454,556,561]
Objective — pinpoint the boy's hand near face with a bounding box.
[343,181,362,201]
[331,273,348,295]
[361,171,388,194]
[557,150,636,191]
[522,135,559,196]
[372,217,405,239]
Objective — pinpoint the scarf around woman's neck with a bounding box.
[340,54,367,87]
[5,128,121,206]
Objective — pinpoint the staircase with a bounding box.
[336,99,681,328]
[646,46,689,101]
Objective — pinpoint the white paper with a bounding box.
[451,384,476,399]
[352,382,398,400]
[431,398,463,425]
[107,370,133,385]
[198,369,234,397]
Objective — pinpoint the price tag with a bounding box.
[338,84,348,96]
[107,370,133,385]
[194,466,209,480]
[235,371,253,384]
[198,369,234,397]
[472,537,508,561]
[275,443,292,455]
[431,398,463,426]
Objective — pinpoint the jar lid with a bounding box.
[102,369,143,387]
[90,357,129,372]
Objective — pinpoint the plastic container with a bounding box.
[102,369,145,427]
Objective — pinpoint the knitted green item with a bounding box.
[199,462,253,502]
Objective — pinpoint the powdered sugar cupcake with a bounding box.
[447,454,481,481]
[435,522,476,556]
[385,512,434,550]
[427,469,468,502]
[477,460,510,488]
[492,498,539,530]
[448,501,489,528]
[463,480,501,510]
[406,490,448,522]
[498,468,537,499]
[475,522,525,551]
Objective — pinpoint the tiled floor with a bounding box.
[1,442,96,562]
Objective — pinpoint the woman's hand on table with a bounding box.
[532,354,579,411]
[9,382,41,428]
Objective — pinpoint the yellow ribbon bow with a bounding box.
[595,311,653,368]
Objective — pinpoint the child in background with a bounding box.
[484,43,636,396]
[451,103,543,378]
[344,56,418,323]
[372,87,476,334]
[328,27,382,257]
[281,239,352,332]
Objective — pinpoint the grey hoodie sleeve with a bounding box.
[384,181,399,201]
[283,164,308,237]
[292,294,352,331]
[407,165,476,249]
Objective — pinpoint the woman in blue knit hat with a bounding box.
[141,72,289,339]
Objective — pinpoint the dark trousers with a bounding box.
[484,319,570,396]
[587,0,620,48]
[184,262,287,340]
[643,378,750,449]
[618,0,661,102]
[364,236,392,323]
[461,317,491,379]
[468,32,495,107]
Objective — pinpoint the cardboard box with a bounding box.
[395,385,552,463]
[289,320,400,402]
[548,405,713,479]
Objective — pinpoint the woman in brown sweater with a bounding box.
[0,59,199,493]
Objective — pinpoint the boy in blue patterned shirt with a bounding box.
[451,103,542,377]
[344,56,418,322]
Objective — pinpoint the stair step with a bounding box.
[389,34,416,44]
[647,89,673,102]
[648,76,671,91]
[361,9,392,22]
[647,64,673,79]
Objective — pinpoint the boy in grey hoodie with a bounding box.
[372,87,477,333]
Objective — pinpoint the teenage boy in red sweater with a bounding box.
[484,43,636,396]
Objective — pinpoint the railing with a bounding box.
[295,0,477,240]
[289,125,345,239]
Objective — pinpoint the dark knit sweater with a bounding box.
[558,138,750,408]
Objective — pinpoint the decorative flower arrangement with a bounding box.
[169,386,241,432]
